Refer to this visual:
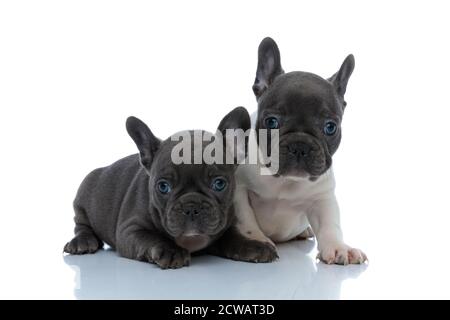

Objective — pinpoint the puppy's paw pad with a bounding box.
[63,234,102,255]
[318,245,367,265]
[148,245,190,269]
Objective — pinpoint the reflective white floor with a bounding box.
[63,240,367,300]
[1,215,450,300]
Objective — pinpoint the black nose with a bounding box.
[182,203,202,216]
[288,142,312,157]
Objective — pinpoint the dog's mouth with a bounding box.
[163,204,227,248]
[276,135,332,179]
[175,233,211,252]
[164,194,224,235]
[164,211,223,237]
[276,155,331,180]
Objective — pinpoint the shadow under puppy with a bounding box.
[229,38,367,265]
[64,107,273,269]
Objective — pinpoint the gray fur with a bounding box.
[64,107,268,269]
[253,37,354,179]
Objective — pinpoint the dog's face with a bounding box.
[253,37,355,180]
[126,107,250,251]
[147,137,237,251]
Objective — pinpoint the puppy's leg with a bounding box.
[210,185,277,263]
[294,226,315,240]
[235,186,275,244]
[64,205,103,254]
[307,195,367,265]
[117,228,190,269]
[208,226,278,263]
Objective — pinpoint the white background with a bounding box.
[1,0,449,299]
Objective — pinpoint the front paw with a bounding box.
[222,239,278,263]
[147,243,191,269]
[318,244,367,265]
[64,234,103,255]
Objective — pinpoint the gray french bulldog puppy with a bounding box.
[64,107,271,269]
[232,38,367,265]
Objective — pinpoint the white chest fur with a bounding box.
[235,163,336,242]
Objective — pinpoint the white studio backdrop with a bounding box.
[0,0,449,299]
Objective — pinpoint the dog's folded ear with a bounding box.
[217,107,251,165]
[126,116,160,170]
[252,37,284,99]
[328,54,355,98]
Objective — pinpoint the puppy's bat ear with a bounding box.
[252,37,284,99]
[217,107,251,165]
[217,106,251,134]
[328,54,355,98]
[126,116,160,169]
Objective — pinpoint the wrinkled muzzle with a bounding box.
[164,192,224,238]
[278,132,332,178]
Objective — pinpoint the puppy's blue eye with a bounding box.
[264,116,280,129]
[324,121,338,136]
[157,180,172,194]
[211,177,227,192]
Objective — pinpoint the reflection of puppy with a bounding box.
[64,242,367,299]
[233,38,367,264]
[64,107,257,269]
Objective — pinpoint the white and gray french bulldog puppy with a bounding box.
[232,38,367,265]
[64,107,274,269]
